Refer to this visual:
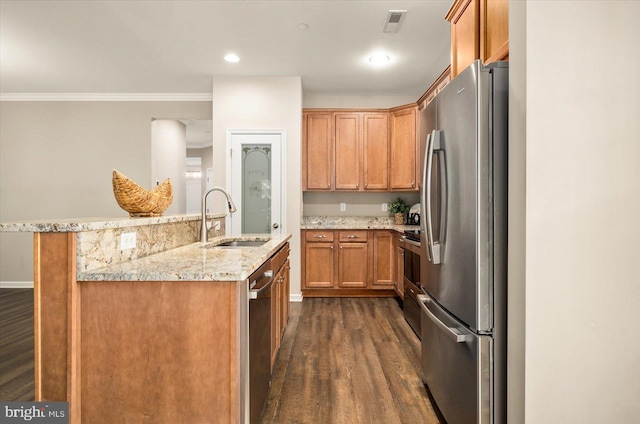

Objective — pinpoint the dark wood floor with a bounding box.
[0,290,441,423]
[265,297,442,424]
[0,289,35,401]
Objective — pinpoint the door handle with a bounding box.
[417,294,466,343]
[249,270,274,300]
[425,130,443,264]
[272,223,279,229]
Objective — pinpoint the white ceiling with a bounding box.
[0,0,452,98]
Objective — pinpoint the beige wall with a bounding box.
[303,94,417,109]
[211,76,303,297]
[521,1,640,422]
[303,192,419,217]
[151,119,187,216]
[0,101,211,282]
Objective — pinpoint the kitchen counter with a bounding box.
[301,215,420,232]
[2,214,291,423]
[78,234,291,282]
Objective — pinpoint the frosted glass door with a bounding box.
[241,144,272,233]
[229,131,283,236]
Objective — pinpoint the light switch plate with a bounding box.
[214,221,221,231]
[120,232,136,250]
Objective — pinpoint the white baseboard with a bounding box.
[290,293,303,302]
[0,281,34,289]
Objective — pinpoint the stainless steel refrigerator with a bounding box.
[419,60,508,424]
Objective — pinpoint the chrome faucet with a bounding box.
[201,187,237,243]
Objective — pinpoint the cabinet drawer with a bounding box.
[338,230,368,242]
[272,242,290,273]
[305,231,334,242]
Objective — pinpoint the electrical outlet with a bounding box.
[340,202,346,211]
[120,232,136,250]
[382,203,388,212]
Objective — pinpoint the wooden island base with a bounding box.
[34,232,248,424]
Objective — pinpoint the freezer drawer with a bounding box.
[419,293,492,424]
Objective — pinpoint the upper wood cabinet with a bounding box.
[389,105,418,190]
[334,112,389,191]
[303,112,334,190]
[446,0,509,78]
[480,0,509,64]
[362,113,389,190]
[303,110,393,192]
[335,113,361,190]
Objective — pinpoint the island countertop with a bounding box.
[77,233,292,282]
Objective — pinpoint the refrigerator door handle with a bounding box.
[425,130,442,264]
[421,131,432,261]
[418,294,466,343]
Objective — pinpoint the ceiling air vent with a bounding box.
[383,10,406,33]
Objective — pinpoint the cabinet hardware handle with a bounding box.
[347,235,358,239]
[314,235,326,238]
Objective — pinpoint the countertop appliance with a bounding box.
[419,60,508,424]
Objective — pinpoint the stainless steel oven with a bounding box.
[402,235,422,338]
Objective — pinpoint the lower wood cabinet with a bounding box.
[271,243,290,371]
[394,233,405,298]
[338,230,369,288]
[302,229,395,297]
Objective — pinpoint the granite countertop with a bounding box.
[301,216,420,232]
[0,214,225,232]
[77,233,292,282]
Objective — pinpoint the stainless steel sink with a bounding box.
[201,239,268,249]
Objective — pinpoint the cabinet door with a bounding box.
[338,242,368,288]
[395,236,405,297]
[335,113,361,190]
[372,231,394,288]
[304,241,335,288]
[363,113,389,190]
[480,0,509,63]
[281,259,290,338]
[447,0,480,77]
[390,107,418,190]
[304,113,334,190]
[271,268,282,370]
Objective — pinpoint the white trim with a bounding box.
[290,293,303,303]
[0,93,212,102]
[0,281,34,289]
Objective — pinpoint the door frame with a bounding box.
[226,129,287,236]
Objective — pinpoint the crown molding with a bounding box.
[0,93,213,102]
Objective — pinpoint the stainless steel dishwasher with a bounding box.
[248,261,274,423]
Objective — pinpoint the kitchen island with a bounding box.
[0,215,291,424]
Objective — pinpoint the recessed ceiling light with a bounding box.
[224,53,240,63]
[369,54,390,65]
[298,23,309,30]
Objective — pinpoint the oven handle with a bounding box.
[249,270,274,300]
[401,236,421,248]
[417,294,466,343]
